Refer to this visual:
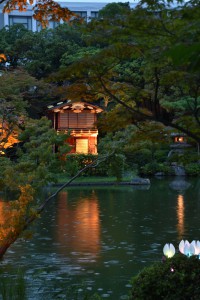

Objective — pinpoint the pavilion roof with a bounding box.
[47,100,103,113]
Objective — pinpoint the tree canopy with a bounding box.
[51,0,200,143]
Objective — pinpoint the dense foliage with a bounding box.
[130,254,200,300]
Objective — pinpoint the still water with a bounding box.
[1,177,200,299]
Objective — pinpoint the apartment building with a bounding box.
[0,1,138,31]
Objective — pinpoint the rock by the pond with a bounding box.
[131,178,150,185]
[155,172,165,177]
[169,178,191,191]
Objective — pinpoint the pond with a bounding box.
[1,177,200,299]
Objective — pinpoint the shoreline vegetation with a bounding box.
[54,174,151,186]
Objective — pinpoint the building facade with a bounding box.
[47,101,103,154]
[0,1,138,31]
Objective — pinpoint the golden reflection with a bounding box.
[56,191,100,258]
[177,194,185,239]
[0,199,13,241]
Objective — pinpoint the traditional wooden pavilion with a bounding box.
[47,101,103,154]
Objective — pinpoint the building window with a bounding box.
[90,11,99,19]
[72,11,87,21]
[36,20,60,31]
[9,16,32,30]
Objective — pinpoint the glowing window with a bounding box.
[76,139,88,154]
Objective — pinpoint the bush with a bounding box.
[0,269,26,300]
[125,149,152,168]
[168,151,199,165]
[108,153,126,182]
[65,154,109,177]
[140,162,173,176]
[130,254,200,300]
[154,149,169,163]
[185,163,200,176]
[64,153,129,180]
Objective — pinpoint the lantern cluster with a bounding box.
[163,240,200,258]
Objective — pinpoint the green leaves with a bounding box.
[131,254,200,300]
[166,43,200,71]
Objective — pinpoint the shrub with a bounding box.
[154,149,169,163]
[108,153,126,182]
[64,153,129,179]
[125,149,152,167]
[130,254,200,300]
[185,163,200,176]
[65,154,108,176]
[0,269,26,300]
[140,162,173,176]
[168,151,199,165]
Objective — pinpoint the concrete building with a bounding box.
[0,1,138,31]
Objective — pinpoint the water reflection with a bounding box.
[0,199,6,224]
[169,177,191,191]
[176,194,185,240]
[56,191,101,258]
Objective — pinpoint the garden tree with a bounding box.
[98,2,131,20]
[0,24,32,68]
[98,122,171,171]
[97,104,135,133]
[23,24,85,79]
[0,69,37,153]
[0,68,58,151]
[0,24,84,79]
[54,0,200,145]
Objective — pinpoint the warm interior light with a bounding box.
[73,109,82,113]
[0,53,6,62]
[175,136,184,143]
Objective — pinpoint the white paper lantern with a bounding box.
[163,243,176,258]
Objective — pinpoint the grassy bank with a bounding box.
[56,173,136,184]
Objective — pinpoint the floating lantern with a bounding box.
[179,240,190,254]
[163,243,175,258]
[191,240,200,255]
[184,244,195,257]
[179,240,195,257]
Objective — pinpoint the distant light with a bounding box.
[57,101,63,105]
[47,105,54,109]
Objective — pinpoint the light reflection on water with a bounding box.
[56,191,101,260]
[0,178,200,299]
[177,194,185,240]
